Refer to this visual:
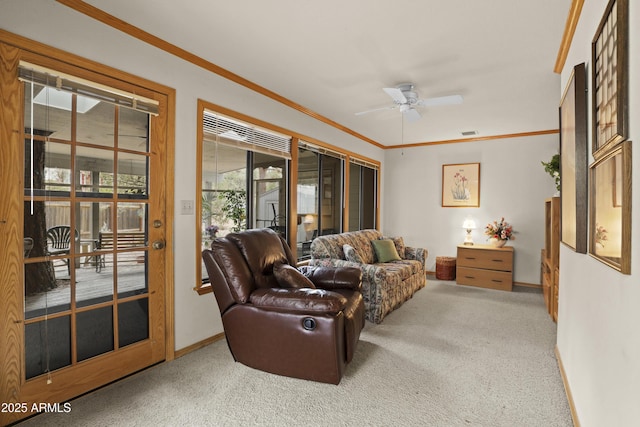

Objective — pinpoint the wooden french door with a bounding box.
[0,35,172,425]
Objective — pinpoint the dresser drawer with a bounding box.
[457,246,513,271]
[456,267,513,291]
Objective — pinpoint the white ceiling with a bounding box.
[84,0,571,147]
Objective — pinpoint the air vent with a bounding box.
[461,130,478,136]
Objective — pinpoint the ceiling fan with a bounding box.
[356,83,463,122]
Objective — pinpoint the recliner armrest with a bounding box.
[249,288,347,315]
[298,266,362,291]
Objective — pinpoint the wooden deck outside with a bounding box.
[25,253,147,316]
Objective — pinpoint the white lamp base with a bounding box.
[463,231,474,245]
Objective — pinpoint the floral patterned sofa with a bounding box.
[309,229,427,323]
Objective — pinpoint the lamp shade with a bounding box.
[462,219,476,229]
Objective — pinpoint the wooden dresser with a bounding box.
[456,244,514,291]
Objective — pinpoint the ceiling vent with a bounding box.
[461,130,478,136]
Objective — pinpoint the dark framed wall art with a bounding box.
[591,0,628,159]
[560,62,588,253]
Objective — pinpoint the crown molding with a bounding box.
[554,0,585,73]
[387,129,559,150]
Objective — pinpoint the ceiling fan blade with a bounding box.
[355,105,396,116]
[383,87,407,104]
[418,94,463,107]
[403,108,421,122]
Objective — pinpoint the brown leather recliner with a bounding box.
[202,228,365,384]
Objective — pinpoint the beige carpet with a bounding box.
[19,279,572,426]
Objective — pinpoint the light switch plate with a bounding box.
[180,200,194,215]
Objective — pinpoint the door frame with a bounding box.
[0,29,175,426]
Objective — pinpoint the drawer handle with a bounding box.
[491,259,504,262]
[465,276,475,279]
[465,257,476,260]
[491,279,503,283]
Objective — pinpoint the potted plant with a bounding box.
[541,154,560,194]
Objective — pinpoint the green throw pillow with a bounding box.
[371,239,401,263]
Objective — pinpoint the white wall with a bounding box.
[557,1,640,426]
[0,2,384,350]
[383,134,559,284]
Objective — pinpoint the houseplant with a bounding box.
[541,154,560,193]
[485,217,515,247]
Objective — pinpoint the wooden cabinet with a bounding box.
[456,244,514,291]
[541,197,560,321]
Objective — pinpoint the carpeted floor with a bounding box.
[19,279,573,426]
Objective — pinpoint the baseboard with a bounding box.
[514,281,542,289]
[174,333,225,359]
[555,345,580,427]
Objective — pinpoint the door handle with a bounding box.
[152,240,165,250]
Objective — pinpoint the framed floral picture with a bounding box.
[589,141,631,274]
[442,163,480,207]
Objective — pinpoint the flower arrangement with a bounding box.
[595,223,607,247]
[485,217,515,241]
[205,224,219,239]
[541,154,560,192]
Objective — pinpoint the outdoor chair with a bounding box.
[46,225,79,275]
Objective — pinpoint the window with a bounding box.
[348,160,378,231]
[296,143,344,261]
[197,107,291,290]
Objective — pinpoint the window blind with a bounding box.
[203,111,292,159]
[18,61,159,116]
[298,140,346,160]
[350,157,380,171]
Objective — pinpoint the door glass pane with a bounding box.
[253,152,286,236]
[117,152,148,197]
[24,200,71,259]
[117,250,148,298]
[24,261,71,319]
[25,316,71,379]
[117,202,147,241]
[76,307,114,362]
[76,98,114,147]
[24,83,71,141]
[118,298,149,347]
[76,146,114,196]
[24,140,71,196]
[77,201,111,253]
[118,108,149,152]
[76,265,113,308]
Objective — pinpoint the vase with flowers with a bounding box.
[485,217,515,247]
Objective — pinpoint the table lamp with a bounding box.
[462,219,476,245]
